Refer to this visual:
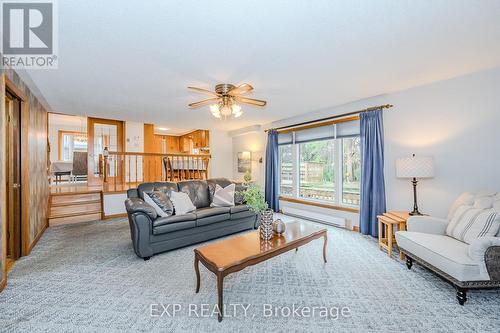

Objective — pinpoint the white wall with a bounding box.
[124,121,144,182]
[384,68,500,218]
[232,67,500,224]
[209,129,234,179]
[231,131,267,187]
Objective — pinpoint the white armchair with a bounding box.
[395,191,500,305]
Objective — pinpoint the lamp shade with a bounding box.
[396,156,434,178]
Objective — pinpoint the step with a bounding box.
[49,212,103,226]
[50,203,102,219]
[50,199,101,207]
[50,192,101,205]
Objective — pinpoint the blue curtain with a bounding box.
[265,129,280,212]
[360,109,386,236]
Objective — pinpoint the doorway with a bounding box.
[5,91,22,263]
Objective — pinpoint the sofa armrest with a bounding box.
[469,237,500,281]
[406,216,448,235]
[125,197,157,220]
[124,198,155,258]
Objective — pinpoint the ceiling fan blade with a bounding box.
[188,86,220,96]
[234,96,267,107]
[228,83,254,96]
[188,98,220,108]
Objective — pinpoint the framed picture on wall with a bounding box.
[237,151,251,173]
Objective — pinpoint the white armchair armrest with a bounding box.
[406,216,448,235]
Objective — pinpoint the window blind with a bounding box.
[277,132,293,145]
[277,118,360,144]
[336,119,360,138]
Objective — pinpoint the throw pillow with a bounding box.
[234,184,246,205]
[170,191,196,215]
[447,192,475,220]
[143,191,173,217]
[446,205,500,244]
[211,184,236,207]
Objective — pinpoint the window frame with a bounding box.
[58,130,88,161]
[278,134,360,211]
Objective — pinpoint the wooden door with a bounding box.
[87,117,124,185]
[5,92,22,261]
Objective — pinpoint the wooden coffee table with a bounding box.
[194,221,327,322]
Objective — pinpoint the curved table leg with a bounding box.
[217,273,224,322]
[194,255,200,293]
[323,233,328,263]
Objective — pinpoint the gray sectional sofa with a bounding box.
[124,178,258,260]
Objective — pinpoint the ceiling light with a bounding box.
[157,127,169,131]
[209,104,221,118]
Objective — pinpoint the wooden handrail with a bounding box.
[108,152,211,158]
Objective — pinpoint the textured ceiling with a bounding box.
[27,0,500,131]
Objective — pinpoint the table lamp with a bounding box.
[396,154,434,215]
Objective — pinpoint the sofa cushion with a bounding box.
[196,207,230,219]
[153,220,196,235]
[178,180,210,208]
[153,213,196,228]
[231,210,256,220]
[395,231,485,281]
[197,213,231,227]
[446,206,500,244]
[137,182,178,200]
[230,205,249,214]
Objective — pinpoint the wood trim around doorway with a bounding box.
[4,76,31,257]
[1,75,5,291]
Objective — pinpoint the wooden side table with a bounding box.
[377,211,409,259]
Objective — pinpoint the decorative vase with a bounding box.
[273,219,286,235]
[259,209,274,241]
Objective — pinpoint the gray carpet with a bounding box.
[0,215,498,332]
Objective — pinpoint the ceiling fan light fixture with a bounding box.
[189,83,266,120]
[209,104,221,118]
[220,104,232,117]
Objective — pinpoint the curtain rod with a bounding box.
[265,104,394,132]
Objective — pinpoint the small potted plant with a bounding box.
[243,184,273,240]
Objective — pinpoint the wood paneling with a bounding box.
[1,69,50,292]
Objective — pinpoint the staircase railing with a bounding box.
[101,152,210,185]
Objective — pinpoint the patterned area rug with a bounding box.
[0,215,498,332]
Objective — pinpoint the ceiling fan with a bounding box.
[188,83,267,119]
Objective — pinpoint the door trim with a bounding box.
[87,117,125,185]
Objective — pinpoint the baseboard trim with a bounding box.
[104,213,127,220]
[26,222,48,255]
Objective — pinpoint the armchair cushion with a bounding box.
[406,216,448,235]
[395,231,486,281]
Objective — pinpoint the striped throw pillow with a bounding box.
[446,205,500,244]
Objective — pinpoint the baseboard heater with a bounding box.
[281,206,347,228]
